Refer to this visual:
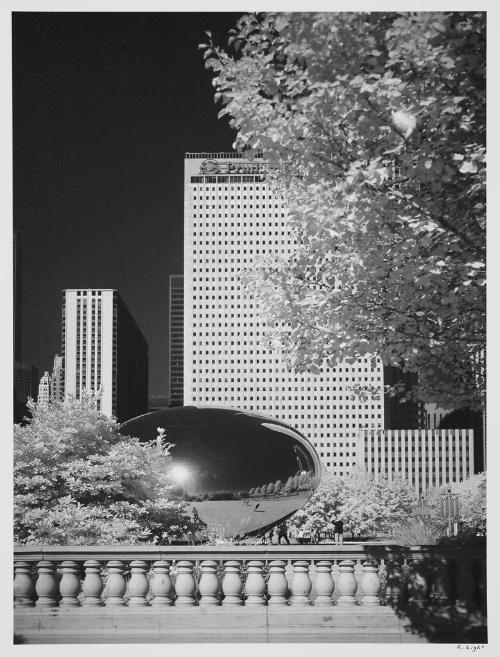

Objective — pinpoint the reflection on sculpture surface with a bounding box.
[120,406,321,538]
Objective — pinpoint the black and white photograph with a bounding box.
[8,2,489,648]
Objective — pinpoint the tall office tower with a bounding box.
[51,354,64,403]
[168,275,184,407]
[184,153,385,474]
[14,362,38,406]
[13,232,22,361]
[357,428,474,497]
[62,289,149,422]
[37,371,51,406]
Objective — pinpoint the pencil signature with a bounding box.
[457,646,485,652]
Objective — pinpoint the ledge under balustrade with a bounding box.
[14,543,487,644]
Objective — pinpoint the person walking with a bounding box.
[334,518,344,546]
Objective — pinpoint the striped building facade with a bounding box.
[358,429,474,496]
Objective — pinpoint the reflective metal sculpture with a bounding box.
[120,406,321,539]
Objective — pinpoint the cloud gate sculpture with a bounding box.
[120,406,321,539]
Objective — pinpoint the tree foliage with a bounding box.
[288,468,416,536]
[203,12,486,409]
[14,395,201,545]
[424,472,486,533]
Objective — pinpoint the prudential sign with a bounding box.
[199,159,268,175]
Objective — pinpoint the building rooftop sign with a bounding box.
[199,159,268,176]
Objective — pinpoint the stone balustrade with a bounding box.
[14,543,486,611]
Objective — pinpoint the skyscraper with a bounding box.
[168,275,184,407]
[62,289,149,422]
[14,361,38,407]
[51,354,64,403]
[184,153,385,474]
[13,232,22,362]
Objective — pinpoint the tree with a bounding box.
[14,394,201,545]
[288,468,415,537]
[203,12,486,409]
[424,473,486,534]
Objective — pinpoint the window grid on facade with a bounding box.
[184,154,385,474]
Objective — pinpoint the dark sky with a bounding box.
[13,12,240,397]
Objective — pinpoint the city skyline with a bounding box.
[13,12,241,395]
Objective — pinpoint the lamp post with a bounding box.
[441,487,459,536]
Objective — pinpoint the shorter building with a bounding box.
[358,429,474,497]
[51,354,64,403]
[424,403,450,430]
[37,371,51,406]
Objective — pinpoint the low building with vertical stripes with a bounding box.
[358,429,474,496]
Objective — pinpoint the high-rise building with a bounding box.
[184,153,385,474]
[148,395,169,412]
[51,354,64,403]
[37,371,51,406]
[13,232,22,362]
[356,428,474,496]
[62,289,149,422]
[168,275,184,407]
[13,232,34,423]
[14,361,38,407]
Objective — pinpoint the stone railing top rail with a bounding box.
[14,542,485,562]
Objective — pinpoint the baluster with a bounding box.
[245,560,266,605]
[104,560,126,606]
[14,561,35,607]
[128,560,150,606]
[82,560,103,606]
[174,560,196,605]
[198,560,220,605]
[150,561,172,606]
[222,560,243,605]
[360,560,381,605]
[267,560,288,605]
[59,561,81,606]
[35,560,59,607]
[336,560,357,605]
[314,560,334,605]
[290,560,312,606]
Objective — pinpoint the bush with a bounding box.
[288,468,416,537]
[14,394,202,545]
[389,517,444,546]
